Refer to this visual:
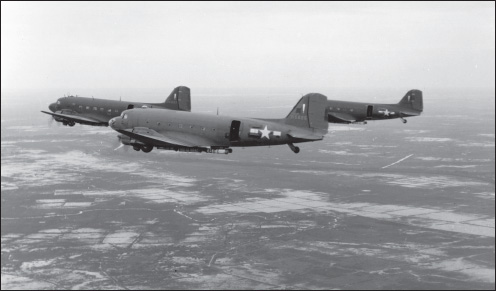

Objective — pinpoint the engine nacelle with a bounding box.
[118,134,143,146]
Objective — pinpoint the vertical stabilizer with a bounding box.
[398,89,423,112]
[285,93,328,130]
[165,86,191,111]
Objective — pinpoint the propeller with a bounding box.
[47,115,60,127]
[113,135,129,152]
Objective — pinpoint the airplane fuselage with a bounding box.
[41,86,192,127]
[48,96,171,126]
[327,100,420,123]
[112,108,324,149]
[326,89,423,124]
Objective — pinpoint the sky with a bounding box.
[1,1,495,93]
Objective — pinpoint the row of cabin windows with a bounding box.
[329,107,354,112]
[77,105,119,114]
[121,113,215,132]
[169,123,212,131]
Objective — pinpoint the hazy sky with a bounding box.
[1,1,495,92]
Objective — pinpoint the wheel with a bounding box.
[133,145,141,151]
[62,121,68,126]
[294,147,300,154]
[141,145,153,153]
[402,119,407,124]
[68,122,75,127]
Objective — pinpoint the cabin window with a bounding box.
[350,109,354,112]
[72,103,76,106]
[100,108,104,111]
[329,107,333,110]
[57,101,61,105]
[115,109,119,113]
[337,108,340,111]
[93,107,98,110]
[79,105,83,109]
[201,127,206,131]
[86,106,90,110]
[178,124,183,128]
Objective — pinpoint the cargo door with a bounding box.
[229,120,241,141]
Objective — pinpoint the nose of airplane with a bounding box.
[48,103,57,112]
[109,117,121,129]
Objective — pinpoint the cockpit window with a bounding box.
[123,114,128,119]
[57,101,61,105]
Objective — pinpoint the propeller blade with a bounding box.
[114,144,125,151]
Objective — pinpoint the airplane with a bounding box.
[326,89,423,124]
[41,86,191,127]
[109,89,423,154]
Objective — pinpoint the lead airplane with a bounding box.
[108,89,423,154]
[41,86,191,127]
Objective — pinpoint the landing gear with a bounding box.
[288,143,300,154]
[131,144,153,153]
[68,121,75,127]
[141,144,153,153]
[400,117,407,124]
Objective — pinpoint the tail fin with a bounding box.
[398,89,423,112]
[164,86,191,111]
[285,93,328,130]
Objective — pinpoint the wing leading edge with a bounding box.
[119,127,213,148]
[41,111,108,126]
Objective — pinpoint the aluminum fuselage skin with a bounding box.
[112,108,322,148]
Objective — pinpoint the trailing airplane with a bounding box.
[326,89,423,124]
[109,89,422,154]
[41,86,191,127]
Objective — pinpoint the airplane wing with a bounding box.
[119,127,213,148]
[41,111,108,126]
[327,112,356,123]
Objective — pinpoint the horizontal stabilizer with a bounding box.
[287,131,324,141]
[327,112,356,124]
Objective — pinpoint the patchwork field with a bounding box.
[2,90,494,289]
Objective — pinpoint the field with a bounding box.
[1,88,494,289]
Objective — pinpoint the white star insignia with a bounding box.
[259,126,271,139]
[379,109,395,116]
